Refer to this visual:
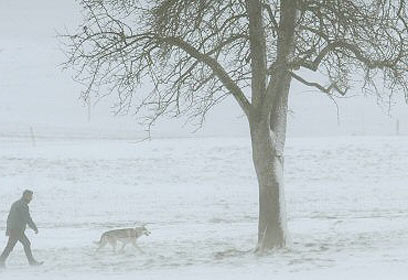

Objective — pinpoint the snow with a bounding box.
[0,135,408,279]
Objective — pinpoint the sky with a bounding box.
[0,0,407,139]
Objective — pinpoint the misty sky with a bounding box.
[1,0,407,138]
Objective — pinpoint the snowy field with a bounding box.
[0,135,408,279]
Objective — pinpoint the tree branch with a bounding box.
[246,0,267,108]
[290,71,347,96]
[297,40,401,72]
[160,36,252,116]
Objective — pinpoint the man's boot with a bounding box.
[22,239,42,266]
[29,260,43,266]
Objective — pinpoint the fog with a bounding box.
[1,2,408,279]
[1,0,406,139]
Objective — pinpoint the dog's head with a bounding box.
[136,225,151,236]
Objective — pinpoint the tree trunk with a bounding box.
[247,0,296,253]
[250,70,291,252]
[250,116,288,253]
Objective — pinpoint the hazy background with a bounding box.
[1,0,407,139]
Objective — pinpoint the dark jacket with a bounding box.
[6,199,38,236]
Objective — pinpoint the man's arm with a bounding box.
[27,212,38,234]
[21,204,38,234]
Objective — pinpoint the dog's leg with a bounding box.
[119,242,127,253]
[109,239,117,253]
[131,240,145,253]
[96,243,103,252]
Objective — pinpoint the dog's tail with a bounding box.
[94,234,105,245]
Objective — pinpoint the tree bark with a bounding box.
[250,70,292,252]
[248,0,296,253]
[250,109,288,253]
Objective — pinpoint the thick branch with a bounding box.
[265,0,298,113]
[291,71,347,96]
[161,36,251,116]
[246,0,268,108]
[298,40,401,72]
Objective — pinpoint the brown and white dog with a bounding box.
[95,226,151,253]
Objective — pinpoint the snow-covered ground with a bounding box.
[0,136,408,279]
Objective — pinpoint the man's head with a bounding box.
[22,189,34,204]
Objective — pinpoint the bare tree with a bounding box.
[63,0,408,253]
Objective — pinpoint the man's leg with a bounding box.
[19,233,38,265]
[0,234,19,266]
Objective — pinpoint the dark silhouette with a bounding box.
[0,190,42,268]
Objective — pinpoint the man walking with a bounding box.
[0,190,42,268]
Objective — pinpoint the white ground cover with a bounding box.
[0,136,407,279]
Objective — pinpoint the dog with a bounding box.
[95,226,151,253]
